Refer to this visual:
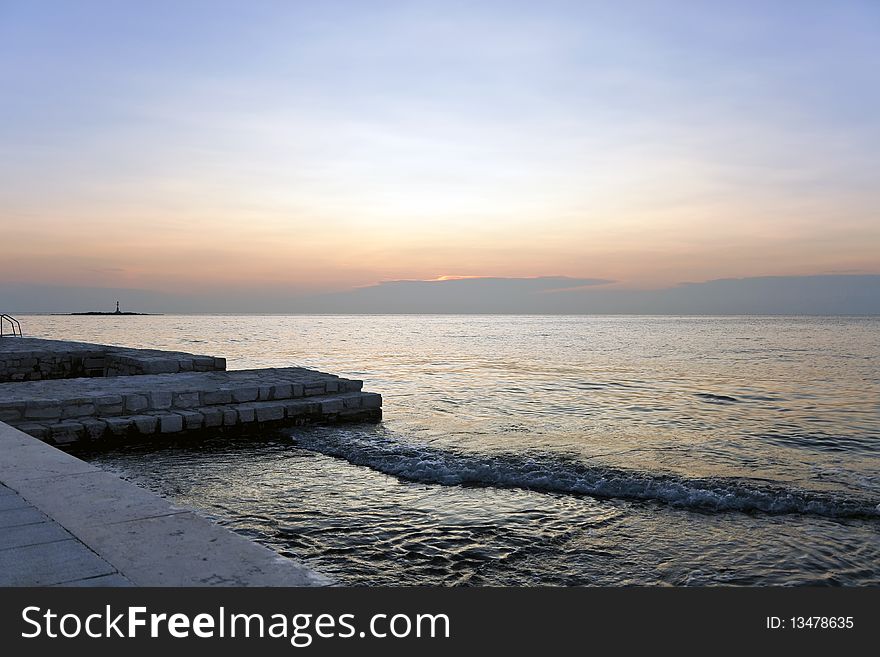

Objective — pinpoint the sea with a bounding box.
[18,314,880,585]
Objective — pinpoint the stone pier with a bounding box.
[0,338,382,446]
[0,337,226,382]
[0,335,383,586]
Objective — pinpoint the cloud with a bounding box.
[305,276,613,313]
[2,275,878,315]
[303,275,880,314]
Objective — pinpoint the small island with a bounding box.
[64,301,160,316]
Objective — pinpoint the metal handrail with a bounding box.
[0,314,22,337]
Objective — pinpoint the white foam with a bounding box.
[291,431,880,519]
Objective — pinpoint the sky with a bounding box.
[1,1,879,312]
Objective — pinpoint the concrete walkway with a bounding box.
[0,421,331,586]
[0,482,131,586]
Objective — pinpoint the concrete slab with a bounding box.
[0,520,73,551]
[56,573,134,587]
[0,538,117,586]
[0,506,48,529]
[0,440,98,483]
[0,493,30,512]
[0,420,332,586]
[13,470,188,527]
[79,511,331,587]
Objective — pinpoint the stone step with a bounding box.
[0,337,226,382]
[15,392,383,445]
[0,367,366,424]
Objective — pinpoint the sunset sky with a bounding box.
[1,1,879,308]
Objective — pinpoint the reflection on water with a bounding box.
[22,314,880,585]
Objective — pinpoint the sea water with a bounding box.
[19,315,880,585]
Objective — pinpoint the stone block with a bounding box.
[255,404,284,422]
[340,407,381,421]
[66,396,96,406]
[320,399,344,413]
[200,390,232,405]
[236,406,256,423]
[24,402,62,421]
[192,356,215,371]
[202,408,223,428]
[271,384,293,400]
[95,396,124,416]
[222,409,238,426]
[62,404,95,419]
[284,400,311,418]
[124,394,150,413]
[361,393,382,409]
[131,415,159,434]
[150,392,173,409]
[94,395,123,407]
[146,359,178,374]
[343,395,363,409]
[16,423,50,441]
[79,418,108,441]
[172,392,200,408]
[158,414,183,433]
[104,418,133,437]
[0,406,23,422]
[232,387,258,403]
[50,421,84,444]
[178,410,204,430]
[325,380,339,393]
[258,386,272,401]
[304,383,326,396]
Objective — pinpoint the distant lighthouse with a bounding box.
[115,301,121,315]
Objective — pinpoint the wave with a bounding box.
[289,430,879,519]
[695,392,740,403]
